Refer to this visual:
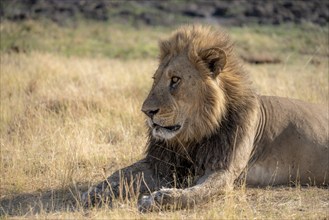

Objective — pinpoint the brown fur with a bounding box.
[146,25,257,185]
[82,25,328,212]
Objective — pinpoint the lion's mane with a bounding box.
[145,25,258,185]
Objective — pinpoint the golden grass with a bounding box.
[1,44,328,218]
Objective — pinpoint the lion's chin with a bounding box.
[149,122,182,140]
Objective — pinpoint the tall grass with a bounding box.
[0,22,328,219]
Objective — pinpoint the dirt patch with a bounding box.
[240,53,282,64]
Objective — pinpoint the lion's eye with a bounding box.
[170,76,181,87]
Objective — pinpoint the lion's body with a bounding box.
[247,96,328,186]
[83,25,329,211]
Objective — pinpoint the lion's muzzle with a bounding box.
[147,119,182,140]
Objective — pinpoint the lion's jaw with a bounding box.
[146,117,183,140]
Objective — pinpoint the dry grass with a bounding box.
[0,24,328,219]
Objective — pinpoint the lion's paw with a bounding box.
[138,195,156,212]
[138,188,182,212]
[138,191,165,212]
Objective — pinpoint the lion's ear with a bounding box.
[199,48,226,77]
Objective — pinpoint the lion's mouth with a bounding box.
[147,119,183,140]
[152,123,181,132]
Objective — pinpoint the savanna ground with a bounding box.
[0,20,328,219]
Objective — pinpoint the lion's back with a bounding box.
[247,96,328,186]
[260,96,328,145]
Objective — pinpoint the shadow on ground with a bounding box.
[0,184,89,216]
[1,184,328,217]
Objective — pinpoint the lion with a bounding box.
[82,25,329,211]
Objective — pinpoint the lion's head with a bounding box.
[142,25,254,144]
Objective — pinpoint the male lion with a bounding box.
[83,25,328,211]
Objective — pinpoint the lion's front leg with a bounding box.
[138,171,234,212]
[82,177,119,207]
[82,159,168,207]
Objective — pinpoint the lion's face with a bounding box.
[142,48,227,142]
[142,55,199,140]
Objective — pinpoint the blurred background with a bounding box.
[1,0,328,26]
[1,0,328,60]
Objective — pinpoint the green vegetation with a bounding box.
[1,20,328,60]
[231,24,328,58]
[0,20,170,59]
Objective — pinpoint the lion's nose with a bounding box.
[142,108,159,119]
